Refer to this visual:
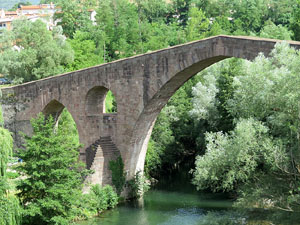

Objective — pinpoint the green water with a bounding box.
[77,169,300,225]
[77,169,234,225]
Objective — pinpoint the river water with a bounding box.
[77,168,300,225]
[77,168,234,225]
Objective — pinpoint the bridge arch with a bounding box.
[127,55,231,176]
[85,86,118,116]
[3,35,300,187]
[41,98,82,147]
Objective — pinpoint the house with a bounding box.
[0,3,60,31]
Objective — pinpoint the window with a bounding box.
[0,23,7,29]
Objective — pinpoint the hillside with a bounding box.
[0,0,40,10]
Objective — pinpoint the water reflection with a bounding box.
[77,167,300,225]
[77,169,232,225]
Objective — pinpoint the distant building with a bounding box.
[19,3,56,16]
[0,2,59,31]
[0,2,96,32]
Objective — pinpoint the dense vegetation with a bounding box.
[192,44,300,212]
[1,0,300,224]
[0,90,22,225]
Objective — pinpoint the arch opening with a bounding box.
[85,87,118,116]
[129,56,241,179]
[42,99,65,122]
[42,99,80,147]
[105,90,117,113]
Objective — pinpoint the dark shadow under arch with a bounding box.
[42,99,65,122]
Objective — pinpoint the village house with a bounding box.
[0,3,59,31]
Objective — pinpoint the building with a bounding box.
[19,3,56,16]
[0,3,59,31]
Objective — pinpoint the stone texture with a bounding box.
[2,35,300,186]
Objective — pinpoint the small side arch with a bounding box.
[85,86,118,116]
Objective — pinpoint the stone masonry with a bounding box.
[2,35,300,185]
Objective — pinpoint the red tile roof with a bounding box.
[21,5,42,10]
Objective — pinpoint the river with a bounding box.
[77,168,300,225]
[77,168,234,225]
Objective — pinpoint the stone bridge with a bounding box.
[2,35,300,186]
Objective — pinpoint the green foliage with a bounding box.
[0,19,74,83]
[90,184,118,214]
[67,31,103,71]
[0,104,3,127]
[6,171,20,180]
[260,21,293,40]
[145,76,202,178]
[0,195,22,225]
[0,128,21,225]
[57,108,80,147]
[16,113,88,224]
[95,0,141,60]
[54,0,92,38]
[105,91,117,113]
[185,7,210,41]
[127,171,150,199]
[0,126,13,178]
[192,43,300,211]
[109,156,126,195]
[135,0,170,23]
[192,118,284,192]
[0,93,21,225]
[232,0,268,33]
[290,0,300,41]
[0,89,5,128]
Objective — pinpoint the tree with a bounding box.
[54,0,92,38]
[0,19,74,83]
[192,118,284,192]
[290,0,300,41]
[67,31,103,71]
[231,0,268,33]
[260,20,293,40]
[0,90,21,225]
[185,7,210,41]
[95,0,141,60]
[17,114,87,224]
[135,0,170,23]
[192,43,300,211]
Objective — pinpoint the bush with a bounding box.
[90,184,118,214]
[127,171,150,199]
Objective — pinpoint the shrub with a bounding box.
[90,184,118,214]
[127,171,150,199]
